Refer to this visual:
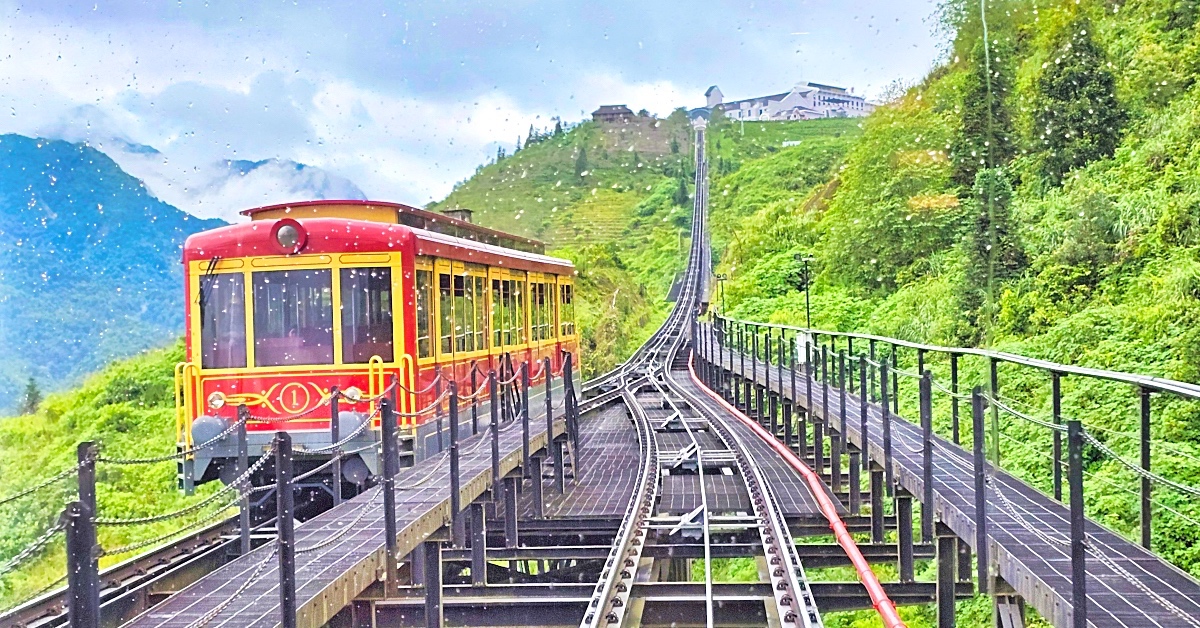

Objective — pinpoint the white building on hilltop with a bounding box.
[708,82,876,121]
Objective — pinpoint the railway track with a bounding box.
[580,127,822,627]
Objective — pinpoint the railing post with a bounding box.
[777,328,785,404]
[521,362,531,478]
[891,349,899,414]
[860,356,869,471]
[880,360,893,494]
[275,431,297,628]
[67,440,99,628]
[238,405,252,554]
[971,387,989,589]
[546,357,564,494]
[950,353,960,445]
[564,352,580,469]
[868,339,878,402]
[870,466,885,544]
[838,350,847,434]
[1139,386,1152,550]
[489,371,501,492]
[471,362,480,436]
[920,370,934,543]
[64,499,98,628]
[329,391,342,508]
[764,332,772,426]
[897,490,915,583]
[1052,372,1063,502]
[786,339,796,448]
[380,398,400,597]
[989,357,1000,467]
[1068,419,1087,628]
[435,375,445,452]
[449,381,464,547]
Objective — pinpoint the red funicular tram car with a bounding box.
[176,200,578,492]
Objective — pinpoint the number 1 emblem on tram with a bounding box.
[174,200,579,499]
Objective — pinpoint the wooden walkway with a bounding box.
[710,329,1200,628]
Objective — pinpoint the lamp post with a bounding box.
[715,273,728,312]
[794,254,814,329]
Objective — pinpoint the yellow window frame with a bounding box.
[187,252,404,375]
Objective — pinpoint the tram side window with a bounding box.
[253,269,334,367]
[492,279,505,347]
[416,270,434,359]
[340,267,393,363]
[439,273,453,355]
[473,276,487,351]
[531,282,554,341]
[560,284,575,337]
[453,275,476,353]
[199,273,247,369]
[509,279,526,345]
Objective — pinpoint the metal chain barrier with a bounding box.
[0,521,65,577]
[98,496,241,558]
[983,392,1066,432]
[96,443,276,527]
[0,462,83,506]
[98,414,251,465]
[1080,430,1200,498]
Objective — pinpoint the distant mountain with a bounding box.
[0,134,224,411]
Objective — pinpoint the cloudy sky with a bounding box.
[0,0,943,221]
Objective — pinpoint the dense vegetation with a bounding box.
[434,114,697,377]
[708,0,1200,624]
[0,135,222,412]
[0,343,229,609]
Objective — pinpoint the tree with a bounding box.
[574,146,588,177]
[952,38,1015,188]
[1033,17,1125,186]
[670,136,680,154]
[553,119,563,136]
[673,177,690,206]
[19,376,41,415]
[963,168,1026,337]
[515,136,522,152]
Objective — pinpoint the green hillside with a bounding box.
[434,114,698,377]
[709,0,1200,624]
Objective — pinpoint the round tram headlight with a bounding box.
[207,391,227,410]
[276,224,299,248]
[341,386,363,403]
[270,218,307,255]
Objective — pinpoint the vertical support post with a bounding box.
[471,502,487,587]
[449,382,464,547]
[937,527,957,628]
[860,356,869,472]
[756,383,766,427]
[917,348,926,376]
[238,406,251,555]
[880,361,893,494]
[921,371,934,543]
[67,441,99,628]
[275,432,297,628]
[849,451,862,515]
[777,328,785,405]
[870,467,885,544]
[1052,372,1063,502]
[897,491,914,583]
[530,455,544,519]
[1140,387,1152,550]
[971,388,989,589]
[423,540,443,628]
[381,399,400,597]
[490,372,501,493]
[838,350,847,434]
[821,345,829,424]
[503,476,519,549]
[1068,419,1087,628]
[789,337,798,437]
[769,394,779,438]
[751,326,759,397]
[950,354,960,445]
